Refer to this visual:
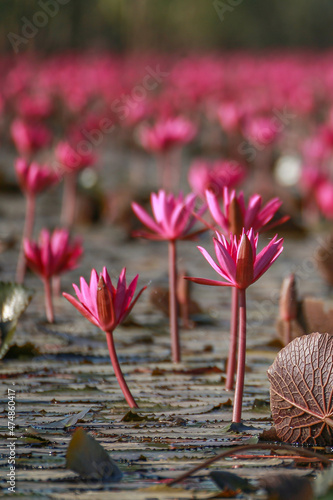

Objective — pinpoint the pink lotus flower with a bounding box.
[206,187,288,236]
[24,228,83,323]
[15,158,60,284]
[63,267,146,408]
[217,101,245,133]
[24,228,83,279]
[186,230,283,423]
[244,116,280,146]
[15,158,59,195]
[132,190,206,363]
[187,229,283,290]
[132,190,206,241]
[188,159,245,198]
[315,181,333,219]
[55,141,96,173]
[138,117,196,153]
[10,118,51,156]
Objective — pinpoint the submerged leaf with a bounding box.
[0,282,34,359]
[259,474,313,500]
[210,470,255,494]
[268,332,333,445]
[66,428,122,482]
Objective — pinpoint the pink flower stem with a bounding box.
[43,277,54,323]
[169,239,180,363]
[16,193,36,283]
[105,332,139,408]
[225,286,239,391]
[61,172,77,228]
[232,288,246,423]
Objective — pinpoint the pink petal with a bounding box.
[253,237,283,282]
[63,292,100,327]
[184,277,233,287]
[206,190,228,231]
[244,194,262,229]
[132,202,162,236]
[213,239,237,281]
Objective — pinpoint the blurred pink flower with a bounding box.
[55,141,96,173]
[315,181,333,219]
[10,118,51,156]
[244,116,280,146]
[24,228,83,280]
[17,93,53,120]
[217,101,245,133]
[188,159,245,198]
[206,187,288,236]
[138,117,196,153]
[24,228,83,323]
[15,158,59,195]
[186,229,283,290]
[132,190,206,241]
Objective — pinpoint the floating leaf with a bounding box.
[37,408,91,429]
[210,470,256,494]
[66,428,122,482]
[0,282,34,359]
[268,332,333,445]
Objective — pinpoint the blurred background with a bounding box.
[1,0,333,53]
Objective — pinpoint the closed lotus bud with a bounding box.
[279,274,297,321]
[228,197,244,236]
[97,276,114,332]
[236,233,254,289]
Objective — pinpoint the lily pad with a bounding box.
[0,282,34,359]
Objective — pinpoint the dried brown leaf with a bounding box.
[268,332,333,445]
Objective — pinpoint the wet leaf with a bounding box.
[210,470,256,494]
[66,428,122,482]
[4,341,40,359]
[121,410,157,422]
[252,398,270,412]
[259,474,313,500]
[0,282,34,359]
[268,332,333,445]
[37,408,91,429]
[222,422,261,433]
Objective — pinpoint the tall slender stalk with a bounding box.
[16,193,36,283]
[61,172,77,227]
[43,277,54,323]
[285,319,292,345]
[169,239,180,363]
[105,332,138,408]
[232,288,246,423]
[225,286,238,390]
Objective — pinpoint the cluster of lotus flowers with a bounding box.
[8,49,333,423]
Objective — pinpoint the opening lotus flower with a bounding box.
[206,187,289,237]
[132,190,206,241]
[24,228,83,323]
[10,118,51,157]
[132,190,206,363]
[188,229,283,290]
[63,267,146,408]
[186,229,283,423]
